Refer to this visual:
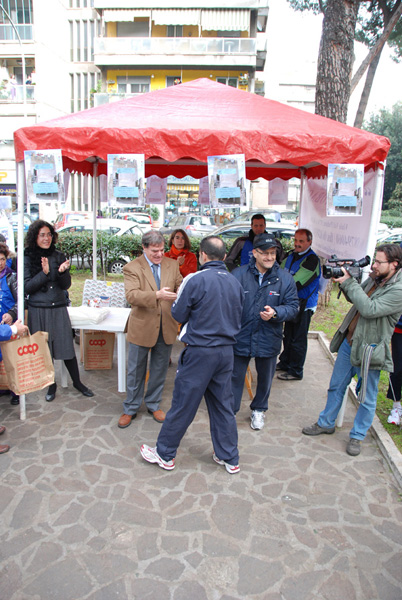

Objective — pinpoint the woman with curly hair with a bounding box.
[164,229,197,278]
[24,220,93,402]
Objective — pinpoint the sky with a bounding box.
[265,0,402,125]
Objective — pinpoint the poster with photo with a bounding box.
[24,149,65,203]
[107,154,145,207]
[327,164,364,217]
[207,154,247,209]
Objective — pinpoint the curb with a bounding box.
[309,330,402,491]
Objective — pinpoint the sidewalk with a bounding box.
[1,335,402,600]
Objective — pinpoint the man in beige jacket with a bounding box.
[118,230,182,428]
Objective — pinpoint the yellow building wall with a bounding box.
[106,69,248,93]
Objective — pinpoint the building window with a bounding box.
[116,20,149,38]
[167,25,183,37]
[117,76,150,94]
[0,0,33,40]
[217,77,238,88]
[166,76,182,87]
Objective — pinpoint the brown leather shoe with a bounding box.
[0,444,10,454]
[148,409,165,423]
[118,413,137,428]
[0,425,5,435]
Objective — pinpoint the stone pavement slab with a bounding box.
[0,336,402,600]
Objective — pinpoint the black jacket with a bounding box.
[24,249,71,308]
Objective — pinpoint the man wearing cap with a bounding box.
[231,233,299,430]
[276,229,321,381]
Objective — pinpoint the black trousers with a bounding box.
[277,309,313,379]
[387,331,402,402]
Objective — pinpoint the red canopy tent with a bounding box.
[14,78,390,181]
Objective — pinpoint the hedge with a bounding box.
[55,231,295,271]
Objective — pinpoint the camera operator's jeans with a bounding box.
[318,338,381,440]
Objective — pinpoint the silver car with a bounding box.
[160,214,216,237]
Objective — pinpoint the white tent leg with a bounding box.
[92,162,98,280]
[16,161,26,420]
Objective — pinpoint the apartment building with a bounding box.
[0,0,268,213]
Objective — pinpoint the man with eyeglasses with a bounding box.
[231,233,299,430]
[118,230,182,429]
[303,244,402,456]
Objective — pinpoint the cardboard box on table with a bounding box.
[80,330,115,370]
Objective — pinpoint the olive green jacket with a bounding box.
[330,269,402,371]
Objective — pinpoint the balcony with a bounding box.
[93,92,140,107]
[0,24,33,41]
[94,36,263,68]
[0,84,36,103]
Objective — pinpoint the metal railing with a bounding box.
[0,84,35,102]
[0,24,33,40]
[94,36,257,57]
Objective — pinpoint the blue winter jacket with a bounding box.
[232,259,299,358]
[172,260,244,347]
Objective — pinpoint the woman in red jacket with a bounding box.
[164,229,197,278]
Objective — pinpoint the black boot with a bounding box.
[64,357,94,397]
[46,382,57,402]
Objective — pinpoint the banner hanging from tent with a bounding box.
[24,149,65,204]
[107,154,145,207]
[207,154,246,209]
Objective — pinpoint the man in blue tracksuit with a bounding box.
[141,236,244,473]
[231,234,299,430]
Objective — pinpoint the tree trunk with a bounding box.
[315,0,360,123]
[353,49,383,128]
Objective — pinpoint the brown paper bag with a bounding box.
[82,331,115,370]
[0,331,55,395]
[0,360,10,390]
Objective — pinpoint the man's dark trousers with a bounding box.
[278,309,313,379]
[156,345,239,466]
[232,354,277,414]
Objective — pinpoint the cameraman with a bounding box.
[302,244,402,457]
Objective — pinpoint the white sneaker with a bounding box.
[250,410,265,430]
[212,453,240,474]
[140,444,175,470]
[387,407,402,425]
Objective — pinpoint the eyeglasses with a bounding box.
[372,259,389,265]
[38,233,53,238]
[255,249,276,257]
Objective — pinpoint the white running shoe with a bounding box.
[140,444,175,470]
[250,410,265,430]
[212,453,240,474]
[387,407,402,425]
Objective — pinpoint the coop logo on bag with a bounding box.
[18,343,39,356]
[89,339,106,346]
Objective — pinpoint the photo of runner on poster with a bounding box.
[327,164,364,217]
[24,149,65,204]
[107,154,145,207]
[207,154,246,209]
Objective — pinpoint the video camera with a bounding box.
[322,255,371,280]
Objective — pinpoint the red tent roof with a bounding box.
[14,78,390,180]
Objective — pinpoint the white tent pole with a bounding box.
[16,160,26,421]
[298,167,305,227]
[92,161,98,280]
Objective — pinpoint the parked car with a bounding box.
[54,211,92,230]
[232,209,298,226]
[376,228,402,246]
[9,212,34,232]
[57,218,143,273]
[212,221,296,241]
[114,212,152,231]
[160,214,216,237]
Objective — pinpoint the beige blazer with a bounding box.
[123,254,182,347]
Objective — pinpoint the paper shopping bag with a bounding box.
[0,331,55,395]
[82,330,115,370]
[0,360,10,390]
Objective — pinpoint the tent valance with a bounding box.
[103,9,151,22]
[152,9,200,26]
[201,9,250,32]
